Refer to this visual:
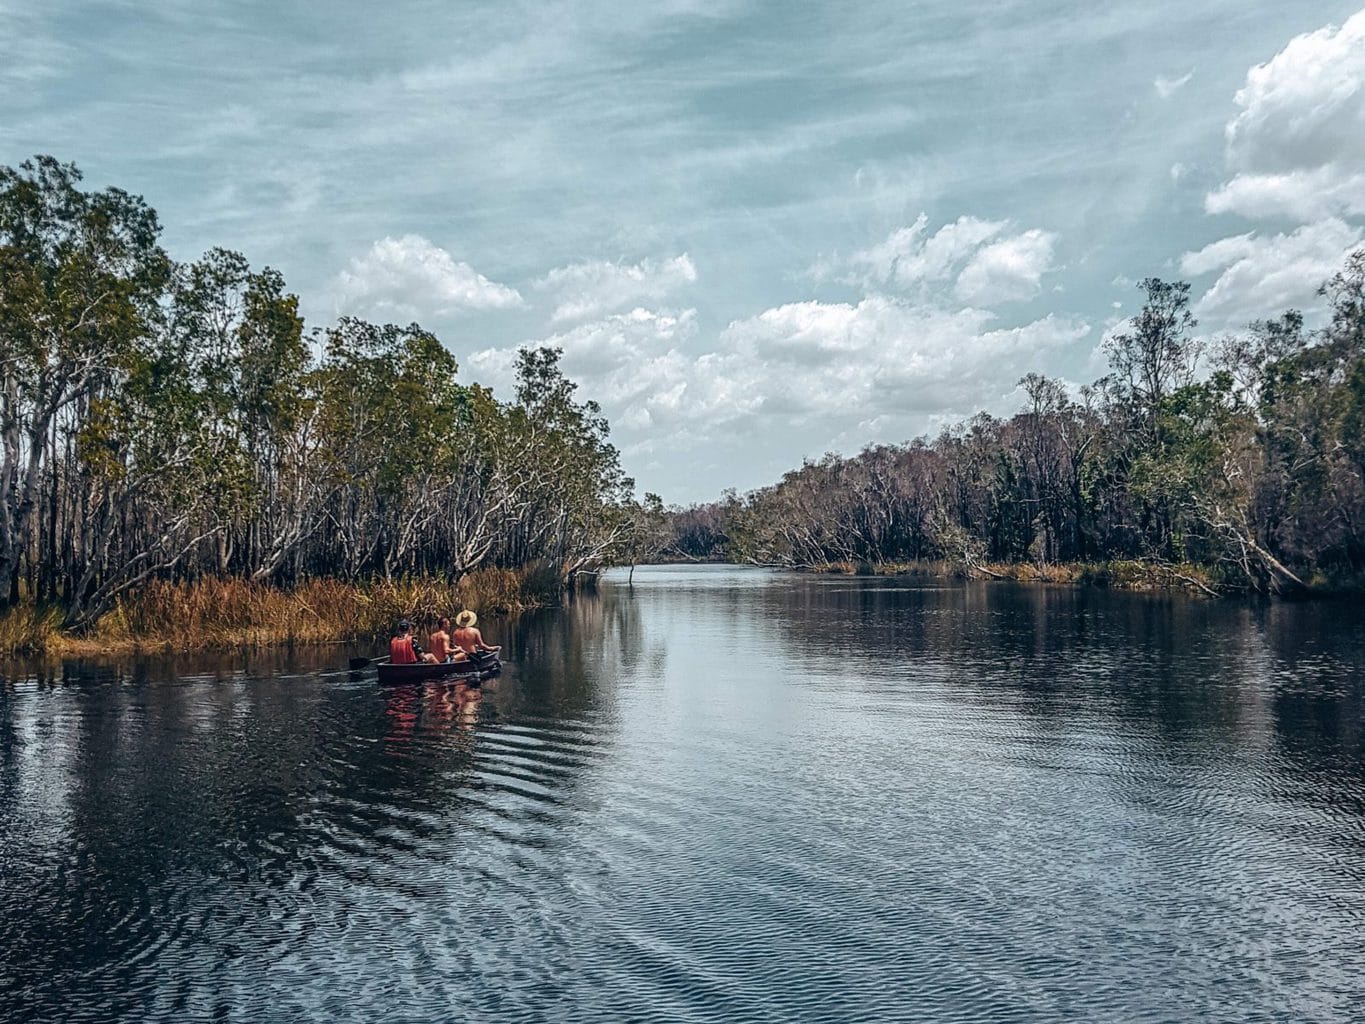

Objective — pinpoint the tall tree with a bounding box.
[0,156,170,605]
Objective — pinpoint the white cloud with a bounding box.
[1207,10,1365,221]
[537,307,696,383]
[1180,232,1258,278]
[839,215,1002,288]
[1154,70,1194,99]
[335,234,522,320]
[1180,218,1363,322]
[1188,13,1365,328]
[718,299,1087,418]
[467,308,710,430]
[464,213,1074,467]
[463,346,520,393]
[825,216,1058,304]
[536,254,697,323]
[1205,165,1365,221]
[954,229,1058,304]
[466,297,1089,449]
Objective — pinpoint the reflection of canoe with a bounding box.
[377,650,502,686]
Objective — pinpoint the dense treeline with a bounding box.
[1,156,650,630]
[668,259,1365,594]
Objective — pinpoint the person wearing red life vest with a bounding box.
[390,620,437,664]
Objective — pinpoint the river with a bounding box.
[2,566,1363,1022]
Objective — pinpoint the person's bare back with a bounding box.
[429,618,467,662]
[453,610,496,654]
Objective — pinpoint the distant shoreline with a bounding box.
[791,559,1365,599]
[647,557,1361,598]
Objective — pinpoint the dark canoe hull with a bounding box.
[377,653,501,686]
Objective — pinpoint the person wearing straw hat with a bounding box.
[452,609,498,658]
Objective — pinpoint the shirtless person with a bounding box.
[453,610,499,657]
[428,617,468,664]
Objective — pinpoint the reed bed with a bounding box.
[807,559,1218,592]
[0,604,64,657]
[0,568,545,657]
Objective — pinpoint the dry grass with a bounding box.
[809,560,957,579]
[807,559,1219,592]
[0,604,64,656]
[0,567,548,657]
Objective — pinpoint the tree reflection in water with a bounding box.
[1,568,1362,1023]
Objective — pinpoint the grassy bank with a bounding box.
[0,565,560,658]
[806,559,1225,593]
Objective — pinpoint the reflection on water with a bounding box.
[2,566,1363,1023]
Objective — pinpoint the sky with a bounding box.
[3,1,1364,503]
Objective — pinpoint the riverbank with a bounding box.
[804,558,1365,596]
[805,559,1232,594]
[0,567,556,657]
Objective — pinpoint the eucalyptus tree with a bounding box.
[313,317,468,579]
[0,156,171,605]
[1320,250,1365,492]
[164,247,311,577]
[666,500,730,561]
[61,319,231,628]
[1014,374,1080,562]
[619,492,668,583]
[433,382,516,580]
[1215,251,1365,586]
[1102,278,1201,436]
[502,346,635,581]
[1096,278,1203,560]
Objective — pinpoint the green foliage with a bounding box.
[671,256,1365,594]
[0,156,640,628]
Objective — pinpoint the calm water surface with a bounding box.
[2,566,1364,1022]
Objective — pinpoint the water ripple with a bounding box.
[3,571,1365,1022]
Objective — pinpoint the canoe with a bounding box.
[377,650,501,686]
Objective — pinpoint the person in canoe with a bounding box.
[453,609,499,657]
[428,617,470,664]
[390,620,438,664]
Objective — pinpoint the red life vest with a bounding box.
[389,635,418,664]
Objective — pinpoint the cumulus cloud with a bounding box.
[1180,218,1363,322]
[826,215,1058,304]
[335,234,522,320]
[467,308,713,430]
[1205,165,1365,222]
[842,215,1003,287]
[470,296,1089,456]
[531,306,698,397]
[1205,10,1365,221]
[719,298,1088,417]
[536,254,697,323]
[1188,13,1365,327]
[464,215,1076,471]
[954,230,1058,304]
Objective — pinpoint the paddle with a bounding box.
[349,654,389,669]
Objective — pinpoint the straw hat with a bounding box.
[455,609,478,628]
